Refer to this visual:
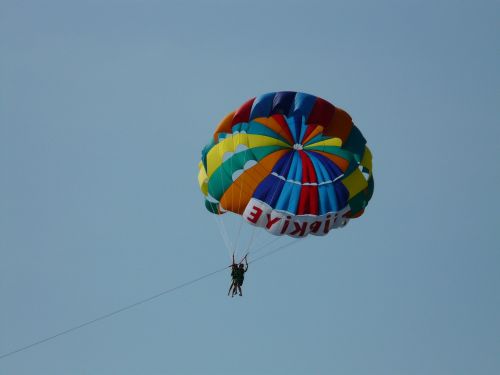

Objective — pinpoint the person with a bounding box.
[228,256,239,297]
[228,255,248,297]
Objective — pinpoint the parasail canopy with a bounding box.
[198,91,374,238]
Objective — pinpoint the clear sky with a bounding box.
[1,0,499,374]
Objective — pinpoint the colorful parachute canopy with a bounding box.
[198,91,374,238]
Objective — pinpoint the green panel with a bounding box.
[343,124,366,160]
[304,145,356,162]
[348,190,369,214]
[201,137,216,171]
[207,145,286,201]
[208,169,232,201]
[205,199,221,214]
[304,134,330,146]
[232,121,291,145]
[366,175,374,202]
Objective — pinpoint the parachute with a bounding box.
[198,91,374,242]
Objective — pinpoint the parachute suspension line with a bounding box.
[247,234,292,265]
[219,216,235,257]
[226,132,238,258]
[213,127,297,260]
[207,155,233,257]
[215,135,236,258]
[244,224,258,254]
[233,131,250,256]
[248,236,307,265]
[255,222,264,238]
[210,210,233,257]
[255,150,295,251]
[249,235,282,257]
[243,150,295,259]
[233,218,244,256]
[239,149,295,259]
[230,131,235,220]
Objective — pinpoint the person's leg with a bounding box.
[228,281,234,296]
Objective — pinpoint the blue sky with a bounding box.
[1,0,499,374]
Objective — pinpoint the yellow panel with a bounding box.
[206,134,289,177]
[360,146,372,171]
[341,169,368,198]
[198,163,208,196]
[305,137,342,148]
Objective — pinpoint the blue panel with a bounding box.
[271,91,296,116]
[334,181,349,210]
[249,92,275,120]
[267,177,286,207]
[307,152,329,183]
[284,183,300,214]
[252,175,273,202]
[253,174,284,207]
[310,154,338,213]
[325,184,339,212]
[287,115,298,144]
[285,152,302,214]
[286,152,302,182]
[312,153,337,214]
[323,158,344,181]
[273,151,301,214]
[307,151,344,213]
[292,112,303,143]
[293,92,316,120]
[307,151,343,180]
[298,120,308,144]
[274,183,300,214]
[275,181,295,212]
[272,151,294,176]
[317,185,329,214]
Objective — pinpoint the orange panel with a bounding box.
[253,116,294,145]
[213,111,235,141]
[302,125,325,145]
[219,149,289,214]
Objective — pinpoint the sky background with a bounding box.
[1,0,499,374]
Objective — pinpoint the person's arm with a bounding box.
[244,257,249,271]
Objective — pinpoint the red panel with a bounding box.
[297,151,319,215]
[272,114,295,144]
[307,97,335,126]
[323,107,353,142]
[232,98,255,125]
